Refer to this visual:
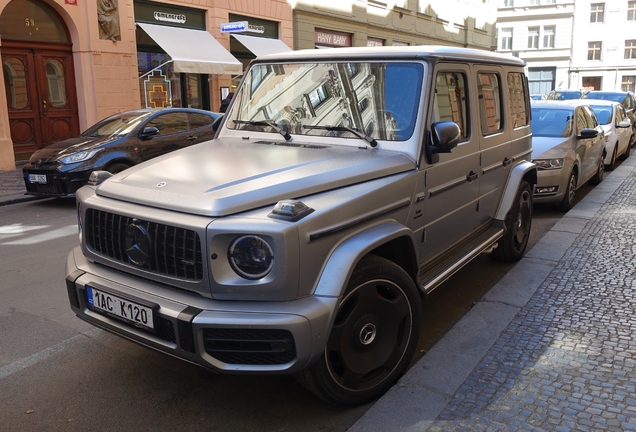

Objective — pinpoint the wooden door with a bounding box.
[2,41,79,157]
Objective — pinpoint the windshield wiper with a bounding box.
[233,120,292,142]
[302,125,377,148]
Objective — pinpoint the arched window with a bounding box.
[0,0,69,42]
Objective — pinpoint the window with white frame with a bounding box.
[626,40,636,59]
[543,26,555,48]
[530,0,539,4]
[503,0,514,6]
[500,28,513,50]
[588,41,602,60]
[628,1,636,20]
[528,27,539,49]
[590,3,604,23]
[622,75,636,92]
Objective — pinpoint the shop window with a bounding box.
[622,75,636,92]
[582,76,602,90]
[477,73,502,134]
[507,72,528,128]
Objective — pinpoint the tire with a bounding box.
[491,180,532,262]
[607,145,617,171]
[588,154,604,186]
[105,162,132,174]
[621,141,631,160]
[557,170,577,212]
[295,255,421,406]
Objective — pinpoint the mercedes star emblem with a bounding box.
[156,181,167,188]
[124,221,152,266]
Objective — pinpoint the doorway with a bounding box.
[3,42,79,158]
[1,0,79,159]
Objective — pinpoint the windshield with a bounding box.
[590,105,612,125]
[225,62,424,143]
[531,108,574,137]
[583,92,625,103]
[81,112,152,138]
[547,91,581,100]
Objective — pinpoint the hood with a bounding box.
[30,136,119,164]
[531,136,573,159]
[96,138,416,217]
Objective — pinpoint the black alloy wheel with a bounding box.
[295,255,421,406]
[492,180,533,262]
[557,170,577,212]
[588,154,605,186]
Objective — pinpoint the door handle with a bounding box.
[466,171,479,182]
[186,135,197,141]
[42,99,47,110]
[502,157,513,167]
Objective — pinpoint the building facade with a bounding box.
[291,0,497,51]
[570,0,636,91]
[0,0,292,170]
[0,0,498,170]
[496,0,575,95]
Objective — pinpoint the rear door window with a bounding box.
[433,72,469,139]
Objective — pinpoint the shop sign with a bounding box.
[315,30,351,47]
[221,21,265,34]
[153,12,186,24]
[367,37,384,47]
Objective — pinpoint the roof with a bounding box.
[254,45,526,67]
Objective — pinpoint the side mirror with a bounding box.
[425,121,460,164]
[430,121,460,153]
[618,120,632,128]
[577,128,599,139]
[139,127,160,140]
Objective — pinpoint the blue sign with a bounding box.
[221,21,248,33]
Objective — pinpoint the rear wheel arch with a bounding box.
[104,159,134,174]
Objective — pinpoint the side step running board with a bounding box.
[419,227,504,294]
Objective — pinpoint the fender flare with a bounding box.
[494,161,537,222]
[313,221,418,298]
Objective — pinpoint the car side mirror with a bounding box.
[425,121,460,164]
[139,127,160,140]
[618,120,632,128]
[577,128,599,139]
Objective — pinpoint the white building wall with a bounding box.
[496,0,575,95]
[570,0,636,91]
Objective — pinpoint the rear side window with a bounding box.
[477,73,503,134]
[433,72,469,139]
[507,72,528,128]
[146,112,189,135]
[188,112,214,129]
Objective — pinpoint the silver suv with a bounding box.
[66,46,537,406]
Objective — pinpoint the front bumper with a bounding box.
[23,167,91,197]
[533,168,566,204]
[65,247,339,374]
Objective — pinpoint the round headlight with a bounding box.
[228,235,274,280]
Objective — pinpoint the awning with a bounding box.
[137,23,243,75]
[231,34,292,57]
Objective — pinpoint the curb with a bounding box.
[0,194,46,206]
[350,155,636,431]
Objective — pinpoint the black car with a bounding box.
[23,108,219,197]
[582,91,636,145]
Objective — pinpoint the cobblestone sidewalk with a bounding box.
[428,172,636,430]
[0,161,26,197]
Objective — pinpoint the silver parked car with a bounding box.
[585,100,632,170]
[531,100,605,211]
[66,46,537,406]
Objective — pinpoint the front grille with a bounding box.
[25,183,62,195]
[202,328,296,365]
[85,209,204,281]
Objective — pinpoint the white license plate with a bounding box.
[28,174,47,184]
[86,286,155,330]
